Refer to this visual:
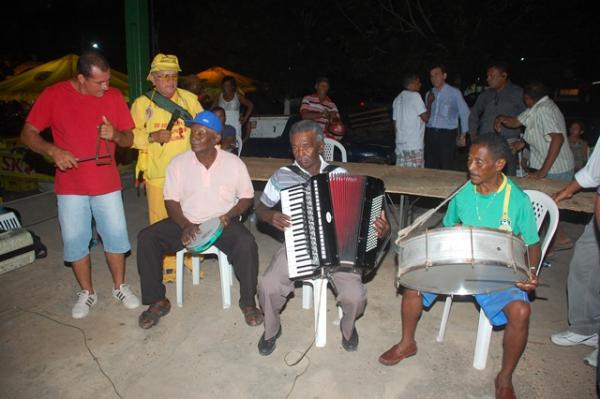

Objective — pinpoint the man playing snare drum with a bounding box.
[136,111,263,329]
[380,134,541,399]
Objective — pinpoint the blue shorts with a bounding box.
[421,287,529,326]
[57,191,130,262]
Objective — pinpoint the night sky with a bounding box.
[2,0,599,108]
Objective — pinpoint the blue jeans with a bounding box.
[546,169,574,181]
[57,191,130,262]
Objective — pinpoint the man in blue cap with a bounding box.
[136,111,262,329]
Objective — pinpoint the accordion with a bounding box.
[281,173,387,279]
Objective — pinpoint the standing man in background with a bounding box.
[392,73,430,167]
[469,61,525,175]
[300,77,343,140]
[424,64,470,170]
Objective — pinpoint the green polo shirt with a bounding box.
[442,176,540,246]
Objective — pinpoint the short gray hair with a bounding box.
[289,120,324,143]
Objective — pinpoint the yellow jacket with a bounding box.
[131,88,202,181]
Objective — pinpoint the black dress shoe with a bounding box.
[342,328,359,352]
[258,326,282,356]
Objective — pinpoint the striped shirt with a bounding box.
[300,93,339,130]
[260,156,346,207]
[518,96,574,174]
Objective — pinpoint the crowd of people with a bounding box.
[18,51,599,399]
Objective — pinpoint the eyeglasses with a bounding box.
[155,74,178,81]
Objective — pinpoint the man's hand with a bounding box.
[150,129,172,144]
[553,188,573,203]
[510,140,526,154]
[181,223,200,246]
[516,274,538,292]
[427,92,435,107]
[219,214,232,229]
[98,116,117,141]
[269,210,291,231]
[494,115,505,132]
[456,133,467,147]
[50,146,78,171]
[525,170,545,179]
[373,211,390,239]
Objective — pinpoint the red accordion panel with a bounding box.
[329,175,366,263]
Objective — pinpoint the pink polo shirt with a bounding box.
[163,149,254,224]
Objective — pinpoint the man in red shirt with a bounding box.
[20,51,140,319]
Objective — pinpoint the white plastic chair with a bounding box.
[0,212,21,231]
[236,135,243,157]
[301,279,344,347]
[175,246,234,309]
[436,189,559,370]
[323,137,347,162]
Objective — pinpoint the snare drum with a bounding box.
[185,218,223,254]
[396,226,530,295]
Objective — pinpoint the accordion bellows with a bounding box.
[281,173,386,279]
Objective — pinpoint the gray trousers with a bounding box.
[258,245,367,340]
[567,219,600,335]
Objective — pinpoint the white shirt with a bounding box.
[575,144,600,188]
[392,90,426,151]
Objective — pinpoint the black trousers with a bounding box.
[137,218,259,307]
[424,127,457,170]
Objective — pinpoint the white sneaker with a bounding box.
[550,330,598,347]
[72,290,98,319]
[584,349,598,368]
[112,284,140,310]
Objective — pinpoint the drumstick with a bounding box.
[76,154,112,162]
[396,179,470,243]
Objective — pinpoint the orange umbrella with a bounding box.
[196,66,257,98]
[0,54,129,102]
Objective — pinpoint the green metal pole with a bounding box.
[124,0,150,103]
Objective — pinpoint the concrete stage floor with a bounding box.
[0,185,596,399]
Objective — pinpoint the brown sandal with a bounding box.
[138,299,171,329]
[241,306,264,327]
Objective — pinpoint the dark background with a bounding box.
[1,0,599,110]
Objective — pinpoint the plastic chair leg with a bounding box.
[217,250,232,309]
[332,305,343,326]
[302,283,313,309]
[192,255,201,285]
[473,309,493,370]
[437,296,453,342]
[176,249,186,307]
[313,278,328,348]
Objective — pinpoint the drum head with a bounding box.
[186,218,223,254]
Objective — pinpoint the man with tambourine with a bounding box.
[255,120,390,356]
[380,134,542,399]
[136,111,262,329]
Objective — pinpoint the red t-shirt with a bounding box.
[26,81,134,195]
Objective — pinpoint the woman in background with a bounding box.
[213,76,254,143]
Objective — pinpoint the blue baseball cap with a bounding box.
[185,111,223,134]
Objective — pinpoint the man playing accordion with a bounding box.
[256,120,390,355]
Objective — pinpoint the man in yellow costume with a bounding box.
[131,54,202,278]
